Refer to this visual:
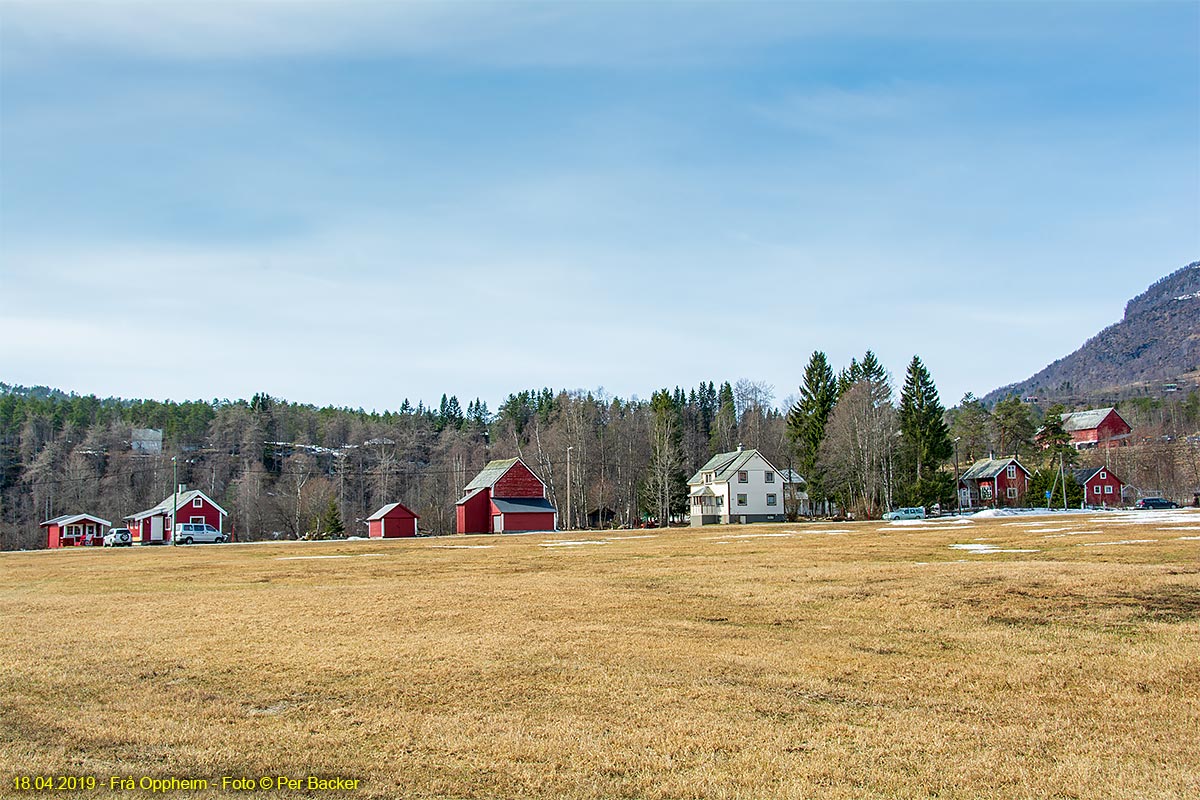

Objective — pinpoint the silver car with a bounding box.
[174,523,227,544]
[103,528,133,547]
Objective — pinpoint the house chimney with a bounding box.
[737,443,743,452]
[178,484,187,494]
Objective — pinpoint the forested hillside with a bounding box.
[983,261,1200,405]
[0,381,788,549]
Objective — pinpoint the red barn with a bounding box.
[959,457,1031,508]
[1073,466,1126,508]
[456,457,557,534]
[42,514,111,548]
[1060,408,1132,450]
[366,502,420,538]
[126,487,227,544]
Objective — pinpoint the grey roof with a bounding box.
[1060,408,1122,432]
[491,497,556,514]
[366,502,419,521]
[687,448,783,485]
[455,486,487,506]
[960,457,1030,481]
[462,458,523,492]
[126,489,227,521]
[780,469,806,486]
[1072,466,1120,485]
[41,513,111,527]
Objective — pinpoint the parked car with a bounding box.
[883,507,926,520]
[174,523,227,544]
[103,528,133,547]
[1135,497,1180,510]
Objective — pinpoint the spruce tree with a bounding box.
[786,351,837,511]
[320,498,345,539]
[897,356,953,489]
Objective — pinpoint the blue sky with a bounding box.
[1,1,1197,412]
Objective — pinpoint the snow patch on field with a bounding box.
[276,553,385,560]
[1077,539,1157,547]
[887,518,973,527]
[791,529,850,535]
[428,545,495,549]
[949,544,1040,554]
[540,540,611,547]
[1042,531,1103,538]
[702,532,794,540]
[1177,536,1200,541]
[602,535,658,540]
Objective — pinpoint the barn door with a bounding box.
[150,516,163,542]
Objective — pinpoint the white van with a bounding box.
[174,523,227,544]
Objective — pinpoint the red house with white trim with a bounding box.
[42,514,111,548]
[1073,466,1126,508]
[1060,408,1132,450]
[126,488,227,544]
[959,457,1031,508]
[366,502,420,538]
[456,458,557,534]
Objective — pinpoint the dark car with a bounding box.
[1135,497,1180,510]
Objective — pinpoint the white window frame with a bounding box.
[1104,485,1113,494]
[193,498,203,508]
[1099,471,1107,479]
[738,471,748,484]
[736,493,748,507]
[1006,487,1018,499]
[1094,486,1102,495]
[1006,465,1017,480]
[704,473,713,484]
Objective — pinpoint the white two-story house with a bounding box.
[687,446,802,526]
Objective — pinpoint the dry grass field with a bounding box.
[2,510,1198,799]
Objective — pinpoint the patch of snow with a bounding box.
[887,518,973,526]
[1174,291,1200,301]
[949,543,1040,554]
[602,535,657,540]
[1178,536,1200,541]
[1077,539,1157,547]
[540,540,610,547]
[428,545,495,549]
[702,532,794,540]
[275,553,385,560]
[1042,530,1103,538]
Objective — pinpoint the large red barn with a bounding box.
[456,458,557,534]
[366,502,420,538]
[42,513,111,548]
[126,488,227,544]
[1060,408,1132,450]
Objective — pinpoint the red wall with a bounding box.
[457,490,493,534]
[369,508,418,538]
[1070,411,1132,446]
[494,462,546,498]
[1084,470,1124,506]
[500,511,556,533]
[177,498,223,532]
[46,524,62,549]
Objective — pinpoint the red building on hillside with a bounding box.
[126,488,227,544]
[1073,466,1127,508]
[42,513,111,548]
[456,458,557,534]
[959,457,1032,508]
[366,502,420,538]
[1060,408,1132,450]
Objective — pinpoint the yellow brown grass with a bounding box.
[2,511,1198,798]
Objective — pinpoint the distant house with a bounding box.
[686,446,793,525]
[455,458,557,534]
[130,428,163,454]
[366,502,420,538]
[1060,408,1132,450]
[1073,466,1126,508]
[126,487,227,544]
[42,514,111,548]
[959,457,1031,508]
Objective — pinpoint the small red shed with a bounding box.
[1060,408,1132,450]
[42,514,111,548]
[1073,466,1126,508]
[126,487,227,544]
[456,457,557,534]
[959,456,1031,508]
[366,502,420,538]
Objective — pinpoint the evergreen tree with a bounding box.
[319,497,345,539]
[897,356,953,506]
[949,393,992,463]
[1035,403,1077,469]
[992,395,1036,459]
[786,351,837,512]
[711,382,736,452]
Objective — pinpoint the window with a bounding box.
[1104,485,1113,494]
[704,473,713,484]
[1007,487,1018,499]
[1099,471,1107,479]
[765,471,775,484]
[1006,465,1017,479]
[193,498,203,508]
[737,493,748,506]
[191,516,205,523]
[738,471,748,483]
[1094,486,1102,495]
[766,494,777,506]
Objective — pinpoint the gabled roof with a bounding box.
[960,457,1031,481]
[491,496,556,514]
[455,486,487,506]
[126,489,227,521]
[1072,466,1120,485]
[367,501,420,520]
[41,513,111,528]
[687,448,781,485]
[462,458,523,492]
[1060,407,1125,432]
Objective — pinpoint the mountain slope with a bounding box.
[983,261,1200,405]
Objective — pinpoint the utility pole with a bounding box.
[171,456,178,546]
[953,437,961,514]
[566,446,573,532]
